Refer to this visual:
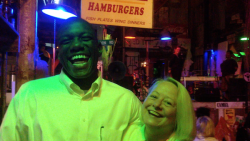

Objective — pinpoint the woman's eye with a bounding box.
[165,101,172,106]
[150,95,157,98]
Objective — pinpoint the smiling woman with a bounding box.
[142,80,178,134]
[123,77,196,141]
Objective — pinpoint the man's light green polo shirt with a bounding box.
[0,71,141,141]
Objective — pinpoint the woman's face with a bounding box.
[142,81,178,128]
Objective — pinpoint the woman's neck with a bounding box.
[145,126,174,141]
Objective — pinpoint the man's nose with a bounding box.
[70,38,83,51]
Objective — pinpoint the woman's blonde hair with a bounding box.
[196,116,215,137]
[147,77,196,141]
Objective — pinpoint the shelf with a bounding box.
[181,76,218,81]
[0,15,19,52]
[181,76,218,87]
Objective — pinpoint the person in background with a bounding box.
[138,82,148,102]
[234,114,248,140]
[39,44,51,63]
[220,50,238,78]
[123,77,196,141]
[35,43,50,79]
[0,17,141,141]
[196,107,210,119]
[169,46,185,82]
[243,112,250,140]
[194,116,218,141]
[220,50,238,100]
[187,85,194,100]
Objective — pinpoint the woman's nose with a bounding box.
[153,99,163,109]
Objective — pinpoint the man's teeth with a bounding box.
[71,55,88,60]
[149,111,162,117]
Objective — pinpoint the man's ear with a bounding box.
[97,41,103,57]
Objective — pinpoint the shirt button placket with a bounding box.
[79,99,88,140]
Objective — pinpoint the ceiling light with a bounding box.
[42,4,77,19]
[240,37,249,41]
[160,30,171,41]
[161,37,171,40]
[125,28,136,39]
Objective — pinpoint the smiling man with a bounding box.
[0,17,141,141]
[56,18,102,91]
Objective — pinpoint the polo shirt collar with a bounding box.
[59,70,102,97]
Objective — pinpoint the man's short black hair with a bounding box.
[56,17,97,42]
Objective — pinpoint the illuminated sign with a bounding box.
[81,0,153,28]
[216,102,246,109]
[124,37,172,48]
[216,102,229,108]
[99,39,115,46]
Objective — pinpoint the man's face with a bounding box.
[174,47,180,54]
[226,52,231,59]
[40,46,45,51]
[57,20,100,78]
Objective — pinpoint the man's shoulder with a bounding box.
[103,79,131,90]
[222,59,234,65]
[222,59,227,63]
[15,75,61,99]
[101,79,141,106]
[22,75,59,88]
[102,79,134,94]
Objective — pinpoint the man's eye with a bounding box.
[80,36,92,41]
[60,39,70,45]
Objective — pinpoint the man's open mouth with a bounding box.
[148,110,164,118]
[70,55,90,64]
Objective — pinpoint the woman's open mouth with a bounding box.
[148,110,164,118]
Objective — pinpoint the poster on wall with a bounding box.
[224,109,235,126]
[81,0,153,28]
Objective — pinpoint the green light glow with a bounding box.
[240,37,249,41]
[234,53,240,57]
[239,52,246,56]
